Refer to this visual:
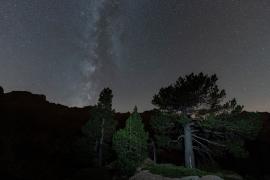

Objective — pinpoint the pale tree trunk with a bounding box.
[98,118,105,167]
[184,122,195,168]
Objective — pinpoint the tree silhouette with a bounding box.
[152,73,226,113]
[82,88,115,166]
[0,86,3,95]
[151,73,261,168]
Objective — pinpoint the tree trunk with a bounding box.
[184,122,195,168]
[151,140,157,164]
[95,139,99,152]
[98,118,105,167]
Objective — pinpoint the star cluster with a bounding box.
[0,0,270,112]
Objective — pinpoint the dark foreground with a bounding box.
[0,91,270,179]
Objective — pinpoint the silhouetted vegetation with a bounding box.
[0,86,3,95]
[0,74,269,179]
[151,73,262,170]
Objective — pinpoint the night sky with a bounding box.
[0,0,270,112]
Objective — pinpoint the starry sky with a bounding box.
[0,0,270,112]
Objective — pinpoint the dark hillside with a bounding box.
[0,91,270,179]
[0,91,91,180]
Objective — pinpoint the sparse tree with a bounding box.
[82,88,115,166]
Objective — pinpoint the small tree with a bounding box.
[81,88,115,166]
[113,107,148,176]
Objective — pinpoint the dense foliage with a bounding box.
[201,111,262,158]
[152,73,226,113]
[113,107,148,176]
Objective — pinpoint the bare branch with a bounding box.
[166,133,185,147]
[169,140,178,144]
[168,135,184,146]
[191,130,199,134]
[177,135,184,141]
[204,129,225,136]
[193,134,226,147]
[192,138,212,153]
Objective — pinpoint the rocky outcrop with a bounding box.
[0,91,92,180]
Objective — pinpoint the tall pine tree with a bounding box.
[82,88,115,166]
[151,73,262,168]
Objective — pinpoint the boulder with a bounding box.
[129,170,165,180]
[129,170,200,180]
[130,170,184,180]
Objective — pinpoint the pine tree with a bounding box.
[81,88,115,166]
[151,73,262,168]
[113,106,148,176]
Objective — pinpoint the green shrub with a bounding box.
[113,107,148,176]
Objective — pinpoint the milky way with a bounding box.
[0,0,270,112]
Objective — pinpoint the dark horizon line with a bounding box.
[1,89,269,114]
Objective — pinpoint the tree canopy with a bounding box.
[152,73,226,114]
[97,87,113,110]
